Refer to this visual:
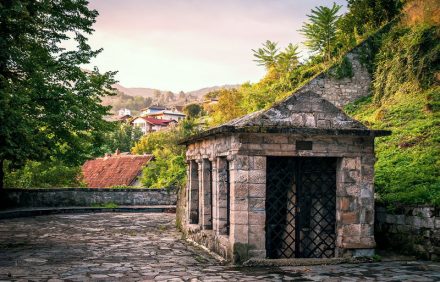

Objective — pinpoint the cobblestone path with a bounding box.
[0,213,439,281]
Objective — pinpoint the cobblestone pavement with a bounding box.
[0,213,439,281]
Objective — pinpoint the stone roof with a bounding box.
[82,154,153,188]
[225,91,366,129]
[182,91,390,144]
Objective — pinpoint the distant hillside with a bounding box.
[186,84,239,99]
[105,83,239,115]
[113,84,165,98]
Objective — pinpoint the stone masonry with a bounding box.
[0,188,176,209]
[298,52,372,108]
[376,205,440,260]
[179,91,389,262]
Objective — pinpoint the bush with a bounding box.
[132,119,198,189]
[4,160,84,188]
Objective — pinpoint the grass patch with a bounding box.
[345,87,440,206]
[91,202,119,208]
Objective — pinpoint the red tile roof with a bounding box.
[81,154,153,188]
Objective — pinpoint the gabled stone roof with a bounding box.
[181,91,390,144]
[224,91,367,130]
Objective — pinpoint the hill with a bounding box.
[105,83,239,115]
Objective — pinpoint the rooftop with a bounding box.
[133,117,176,126]
[181,91,390,144]
[82,153,153,188]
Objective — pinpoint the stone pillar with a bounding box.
[229,156,250,258]
[336,155,376,257]
[200,159,213,230]
[216,157,229,235]
[247,156,267,259]
[211,159,218,233]
[184,161,190,225]
[188,160,199,225]
[197,159,203,225]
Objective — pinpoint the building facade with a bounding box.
[131,117,176,134]
[179,91,390,262]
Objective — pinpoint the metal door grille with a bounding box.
[266,157,336,259]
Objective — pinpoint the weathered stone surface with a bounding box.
[0,188,177,209]
[376,205,440,260]
[1,213,440,281]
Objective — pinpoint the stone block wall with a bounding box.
[298,52,371,108]
[376,205,440,260]
[0,188,177,209]
[180,132,377,261]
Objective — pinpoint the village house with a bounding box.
[140,105,167,116]
[81,150,153,187]
[146,109,186,121]
[131,116,177,134]
[178,46,391,262]
[140,105,186,122]
[118,108,132,116]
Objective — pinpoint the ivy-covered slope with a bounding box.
[344,23,440,206]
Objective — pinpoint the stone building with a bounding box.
[179,90,390,262]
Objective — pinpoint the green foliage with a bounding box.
[0,0,116,188]
[91,202,119,208]
[3,160,84,188]
[209,88,246,126]
[100,123,143,154]
[300,3,342,61]
[342,12,440,207]
[140,148,187,189]
[252,40,280,69]
[346,0,403,36]
[344,18,440,207]
[329,56,353,79]
[183,103,203,118]
[373,24,440,102]
[132,119,199,189]
[110,185,133,189]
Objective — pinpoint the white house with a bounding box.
[118,108,131,116]
[140,106,167,117]
[147,109,186,122]
[131,117,176,134]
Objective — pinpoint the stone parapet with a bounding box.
[376,205,440,260]
[0,188,176,209]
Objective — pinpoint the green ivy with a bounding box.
[329,56,353,79]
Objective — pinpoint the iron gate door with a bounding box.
[266,157,337,259]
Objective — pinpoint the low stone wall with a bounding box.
[0,188,177,209]
[375,205,440,260]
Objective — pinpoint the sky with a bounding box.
[84,0,347,92]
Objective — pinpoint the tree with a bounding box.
[132,119,199,189]
[252,40,280,70]
[183,103,203,118]
[101,123,143,153]
[0,0,116,189]
[165,91,175,102]
[153,90,162,100]
[346,0,402,35]
[300,3,342,61]
[277,43,300,73]
[210,89,245,125]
